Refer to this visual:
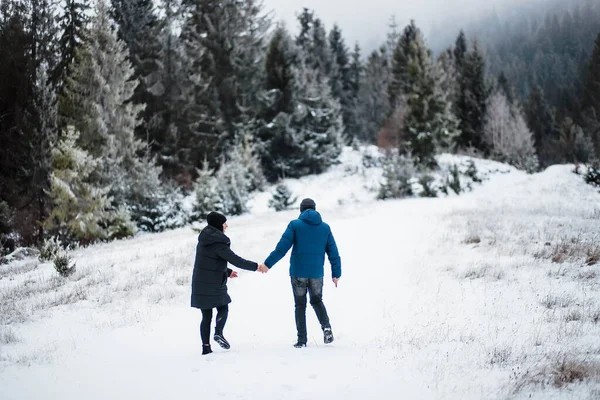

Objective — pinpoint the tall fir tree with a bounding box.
[345,43,362,139]
[111,0,162,144]
[328,24,352,135]
[401,25,459,166]
[388,20,419,111]
[454,30,467,72]
[60,0,162,225]
[456,40,489,151]
[525,84,558,165]
[289,62,344,176]
[295,8,313,51]
[353,47,390,144]
[52,0,90,90]
[0,0,60,243]
[258,24,297,181]
[44,126,120,244]
[180,0,269,147]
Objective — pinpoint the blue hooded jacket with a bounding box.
[264,209,341,279]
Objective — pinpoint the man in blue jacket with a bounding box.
[262,198,341,348]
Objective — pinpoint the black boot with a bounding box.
[323,328,334,344]
[202,344,212,355]
[293,342,307,348]
[214,333,230,350]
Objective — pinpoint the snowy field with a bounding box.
[1,150,600,400]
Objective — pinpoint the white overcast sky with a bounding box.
[261,0,546,51]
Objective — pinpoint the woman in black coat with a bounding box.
[191,212,259,355]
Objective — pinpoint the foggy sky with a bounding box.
[261,0,538,52]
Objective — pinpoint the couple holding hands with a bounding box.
[191,198,342,355]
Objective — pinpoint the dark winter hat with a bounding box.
[300,198,316,212]
[207,212,227,231]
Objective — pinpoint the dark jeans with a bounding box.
[200,305,228,345]
[291,277,331,344]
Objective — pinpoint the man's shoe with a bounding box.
[293,342,307,348]
[202,345,213,355]
[214,334,231,350]
[324,328,334,344]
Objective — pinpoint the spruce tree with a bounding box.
[258,24,297,182]
[289,62,345,176]
[389,22,460,167]
[60,0,162,225]
[269,183,297,212]
[525,84,558,165]
[328,24,351,109]
[111,0,162,143]
[454,30,467,72]
[295,8,313,51]
[345,43,362,139]
[388,20,419,111]
[192,161,223,221]
[52,0,90,89]
[44,127,120,244]
[180,0,268,145]
[353,47,390,144]
[456,41,488,151]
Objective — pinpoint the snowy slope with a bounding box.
[1,152,600,400]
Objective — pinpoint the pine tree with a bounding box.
[308,17,335,81]
[192,161,223,221]
[378,152,414,200]
[558,117,594,164]
[497,72,514,105]
[111,0,162,143]
[345,43,362,139]
[388,20,419,111]
[456,41,488,151]
[436,48,459,109]
[390,22,460,167]
[60,0,162,226]
[258,24,297,182]
[269,183,297,212]
[180,0,269,145]
[289,62,345,176]
[0,1,35,243]
[216,140,261,216]
[328,24,351,114]
[44,126,118,244]
[295,8,313,50]
[353,47,390,144]
[525,84,558,165]
[52,0,90,89]
[454,30,467,72]
[0,0,60,244]
[146,0,205,181]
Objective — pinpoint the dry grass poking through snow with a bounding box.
[446,166,600,397]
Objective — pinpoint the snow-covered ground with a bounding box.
[1,149,600,400]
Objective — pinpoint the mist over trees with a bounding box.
[1,0,599,253]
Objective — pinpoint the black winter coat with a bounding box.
[191,225,258,309]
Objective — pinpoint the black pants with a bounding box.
[200,305,228,345]
[292,277,331,344]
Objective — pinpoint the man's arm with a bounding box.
[264,222,295,269]
[326,229,341,279]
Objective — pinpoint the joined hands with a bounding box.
[257,263,269,274]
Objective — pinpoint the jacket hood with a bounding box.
[199,225,230,245]
[299,209,322,225]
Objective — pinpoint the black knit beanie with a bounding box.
[300,198,316,212]
[207,212,227,231]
